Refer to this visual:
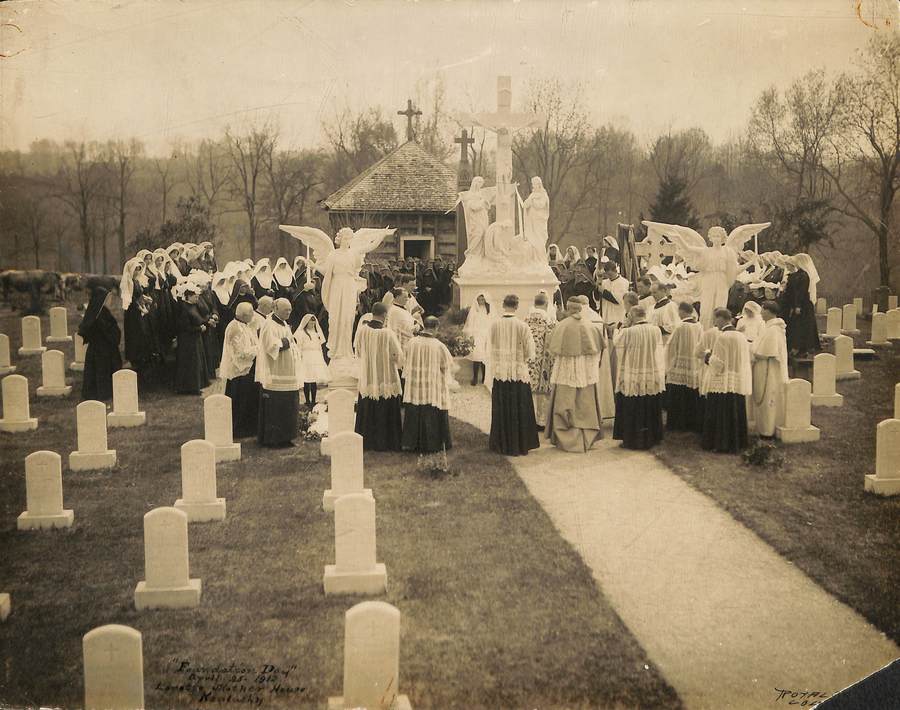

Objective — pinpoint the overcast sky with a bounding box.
[0,0,893,157]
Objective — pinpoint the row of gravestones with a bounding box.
[815,295,899,320]
[2,315,410,707]
[80,599,411,710]
[809,307,900,496]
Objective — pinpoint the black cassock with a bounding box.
[79,288,123,401]
[779,270,820,356]
[195,292,218,379]
[225,362,260,439]
[174,302,209,395]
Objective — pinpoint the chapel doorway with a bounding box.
[400,237,434,260]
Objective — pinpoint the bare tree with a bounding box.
[187,138,231,216]
[824,35,900,288]
[154,142,184,223]
[649,127,713,192]
[263,146,323,255]
[322,107,398,189]
[55,141,106,272]
[104,138,143,266]
[224,123,278,259]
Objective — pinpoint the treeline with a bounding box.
[0,36,895,294]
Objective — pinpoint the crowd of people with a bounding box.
[75,233,821,460]
[76,241,459,454]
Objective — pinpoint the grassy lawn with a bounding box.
[654,316,900,644]
[0,302,681,709]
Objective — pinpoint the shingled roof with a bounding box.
[322,140,458,213]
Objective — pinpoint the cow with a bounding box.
[0,269,64,314]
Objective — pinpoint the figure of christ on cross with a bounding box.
[398,99,422,142]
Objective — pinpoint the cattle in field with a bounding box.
[0,270,63,313]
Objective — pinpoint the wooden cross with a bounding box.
[454,129,475,164]
[397,99,422,142]
[632,228,679,268]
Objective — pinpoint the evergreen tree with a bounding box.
[649,175,699,228]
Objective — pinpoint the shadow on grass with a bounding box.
[0,304,681,709]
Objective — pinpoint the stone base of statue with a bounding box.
[455,243,559,317]
[327,356,359,394]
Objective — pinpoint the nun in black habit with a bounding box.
[78,287,123,401]
[174,287,210,395]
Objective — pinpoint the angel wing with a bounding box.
[279,225,335,259]
[641,221,706,250]
[725,223,770,253]
[348,227,396,256]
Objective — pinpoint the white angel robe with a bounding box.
[679,245,739,329]
[750,317,789,436]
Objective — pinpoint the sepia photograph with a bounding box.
[0,0,898,708]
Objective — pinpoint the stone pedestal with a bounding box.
[454,273,560,319]
[864,419,900,496]
[18,315,46,356]
[70,333,86,372]
[775,379,820,444]
[321,388,357,458]
[134,507,202,609]
[203,394,240,462]
[108,369,146,428]
[324,493,387,595]
[323,431,372,512]
[69,401,116,471]
[17,451,74,530]
[36,350,72,397]
[0,333,15,375]
[0,374,38,432]
[46,306,73,343]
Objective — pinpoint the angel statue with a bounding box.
[641,221,771,328]
[279,224,395,361]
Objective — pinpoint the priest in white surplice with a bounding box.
[256,298,303,447]
[488,294,540,456]
[221,302,261,439]
[750,300,789,438]
[701,307,752,453]
[355,302,404,451]
[613,306,666,450]
[664,302,704,433]
[545,298,606,453]
[401,316,453,453]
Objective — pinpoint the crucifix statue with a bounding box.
[459,77,543,230]
[397,99,422,142]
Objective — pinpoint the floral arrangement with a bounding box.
[741,438,785,468]
[298,403,326,442]
[416,448,455,478]
[442,333,475,357]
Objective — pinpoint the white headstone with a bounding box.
[17,450,73,530]
[36,349,72,397]
[0,593,9,622]
[841,303,859,335]
[70,333,86,371]
[811,354,843,407]
[0,374,38,432]
[864,419,900,496]
[895,383,900,420]
[775,379,820,443]
[889,295,898,310]
[815,297,827,316]
[324,493,387,595]
[328,602,412,710]
[108,369,146,428]
[203,394,240,462]
[174,439,225,522]
[18,315,46,356]
[69,400,116,471]
[83,624,144,710]
[134,507,201,609]
[322,388,356,456]
[852,297,864,317]
[323,431,372,511]
[822,308,842,338]
[0,334,15,375]
[887,309,900,340]
[47,306,72,343]
[833,335,860,381]
[872,304,879,317]
[867,312,889,346]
